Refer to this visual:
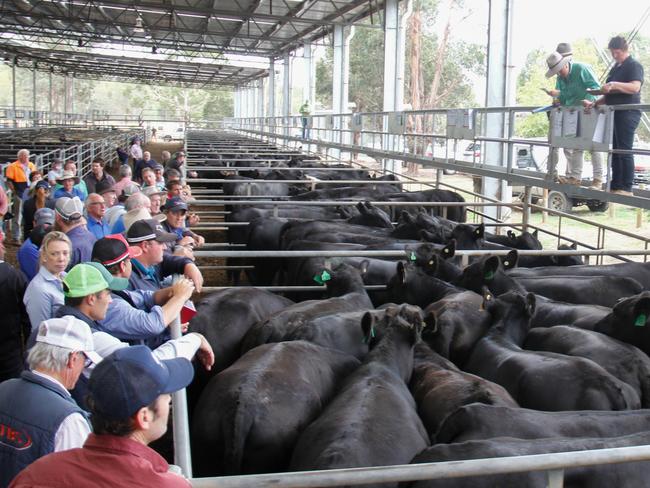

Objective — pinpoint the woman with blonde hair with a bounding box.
[23,231,72,330]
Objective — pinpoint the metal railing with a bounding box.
[190,444,650,488]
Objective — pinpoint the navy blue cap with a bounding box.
[35,180,50,191]
[88,345,194,419]
[162,196,188,212]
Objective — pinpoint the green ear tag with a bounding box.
[363,325,376,344]
[484,270,495,280]
[410,252,417,262]
[313,270,331,285]
[635,314,647,327]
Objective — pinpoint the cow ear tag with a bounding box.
[363,326,376,344]
[484,270,495,280]
[313,270,331,285]
[635,314,646,327]
[410,252,417,262]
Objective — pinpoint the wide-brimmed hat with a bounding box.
[56,170,80,184]
[545,51,571,78]
[96,180,117,196]
[556,42,572,57]
[123,207,156,232]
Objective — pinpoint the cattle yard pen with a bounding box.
[172,129,650,486]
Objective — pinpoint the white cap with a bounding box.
[36,316,102,365]
[55,196,84,221]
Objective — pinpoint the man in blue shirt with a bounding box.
[18,224,51,281]
[125,219,203,293]
[85,193,111,240]
[54,197,97,270]
[54,172,86,201]
[92,234,195,346]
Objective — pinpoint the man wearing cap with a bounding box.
[22,181,55,242]
[544,44,602,188]
[53,171,86,201]
[52,262,213,374]
[96,179,118,209]
[54,196,97,269]
[92,235,195,346]
[0,229,31,384]
[0,316,99,486]
[10,346,195,487]
[126,219,204,293]
[83,158,116,195]
[6,149,37,242]
[163,196,205,249]
[85,193,111,240]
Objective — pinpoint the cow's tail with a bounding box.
[223,398,254,474]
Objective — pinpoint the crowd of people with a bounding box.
[0,137,214,487]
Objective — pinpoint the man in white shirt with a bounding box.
[0,316,100,486]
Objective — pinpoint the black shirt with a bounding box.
[605,56,644,105]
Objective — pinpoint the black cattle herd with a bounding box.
[183,145,650,487]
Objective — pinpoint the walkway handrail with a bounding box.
[190,444,650,488]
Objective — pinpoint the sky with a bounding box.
[448,0,650,68]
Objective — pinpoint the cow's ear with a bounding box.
[475,223,485,239]
[397,261,407,285]
[419,229,436,242]
[401,211,414,224]
[480,286,494,310]
[358,259,370,276]
[501,250,518,270]
[442,239,456,258]
[356,201,365,213]
[426,255,438,274]
[483,256,500,280]
[569,242,577,250]
[507,230,516,239]
[532,229,539,239]
[423,311,438,334]
[361,312,377,344]
[525,293,536,316]
[631,295,650,326]
[364,201,373,210]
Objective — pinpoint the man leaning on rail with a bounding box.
[9,345,195,488]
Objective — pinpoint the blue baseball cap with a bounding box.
[88,345,194,419]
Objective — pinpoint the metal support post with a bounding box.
[169,293,192,477]
[483,0,515,221]
[70,76,75,113]
[63,76,69,118]
[49,71,53,117]
[32,62,37,126]
[332,25,353,160]
[268,57,276,118]
[257,80,264,121]
[382,0,400,174]
[547,469,565,488]
[11,57,17,128]
[303,42,315,106]
[522,186,531,233]
[282,52,291,138]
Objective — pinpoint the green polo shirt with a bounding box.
[554,61,600,107]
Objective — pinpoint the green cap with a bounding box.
[63,262,129,298]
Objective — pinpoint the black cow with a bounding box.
[435,402,650,444]
[525,325,650,406]
[289,305,428,484]
[408,432,650,488]
[240,262,373,353]
[517,275,644,307]
[191,341,359,475]
[532,295,611,329]
[508,260,650,288]
[338,201,393,229]
[594,291,650,354]
[410,341,517,440]
[464,291,640,410]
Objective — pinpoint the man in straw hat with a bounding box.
[544,43,603,189]
[53,171,86,201]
